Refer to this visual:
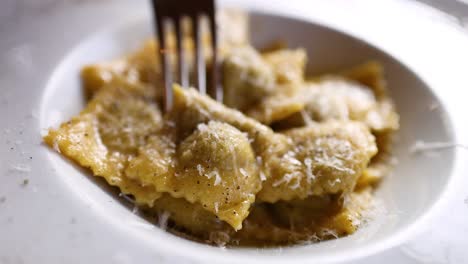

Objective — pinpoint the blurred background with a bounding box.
[1,0,468,30]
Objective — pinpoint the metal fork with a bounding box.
[151,0,220,112]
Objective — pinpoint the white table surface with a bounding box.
[1,0,467,263]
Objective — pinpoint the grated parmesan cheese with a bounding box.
[119,193,135,204]
[259,171,267,181]
[304,158,315,183]
[327,178,342,187]
[52,139,61,154]
[205,170,222,186]
[320,228,338,239]
[239,168,248,178]
[300,109,314,126]
[9,164,30,173]
[158,211,171,231]
[256,156,263,165]
[197,164,204,176]
[272,171,302,188]
[214,172,222,186]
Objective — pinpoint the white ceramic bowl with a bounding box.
[36,9,455,264]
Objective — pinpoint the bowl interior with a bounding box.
[40,12,455,263]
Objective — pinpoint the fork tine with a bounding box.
[155,17,173,112]
[174,17,189,88]
[205,2,221,101]
[193,14,206,95]
[152,0,220,110]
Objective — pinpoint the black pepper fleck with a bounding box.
[21,179,29,186]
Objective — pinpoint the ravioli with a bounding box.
[223,46,276,111]
[44,81,163,206]
[126,118,261,230]
[44,9,399,246]
[258,121,377,202]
